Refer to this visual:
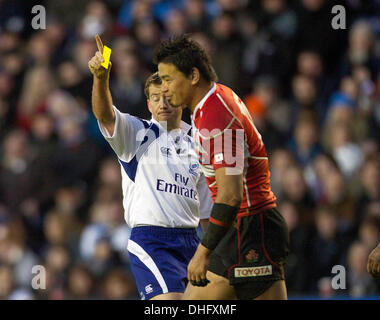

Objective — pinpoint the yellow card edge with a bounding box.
[101,45,111,69]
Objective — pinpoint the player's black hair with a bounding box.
[153,35,218,83]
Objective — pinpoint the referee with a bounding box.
[89,35,212,300]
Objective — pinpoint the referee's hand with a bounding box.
[88,34,112,80]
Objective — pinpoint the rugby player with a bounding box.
[89,35,212,300]
[154,35,289,300]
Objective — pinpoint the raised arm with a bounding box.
[89,34,115,136]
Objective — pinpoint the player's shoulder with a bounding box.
[196,84,238,136]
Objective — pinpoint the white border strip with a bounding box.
[127,239,168,294]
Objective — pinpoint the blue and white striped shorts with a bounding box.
[127,226,200,300]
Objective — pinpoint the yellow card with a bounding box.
[101,45,111,69]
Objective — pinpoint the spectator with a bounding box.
[269,148,295,198]
[294,0,345,73]
[0,219,39,288]
[339,20,380,81]
[53,117,103,188]
[309,207,346,293]
[100,268,138,300]
[347,241,380,297]
[329,121,364,178]
[110,52,149,118]
[133,18,161,72]
[281,165,316,226]
[281,201,313,295]
[77,0,114,42]
[16,66,57,130]
[356,153,380,223]
[290,74,319,125]
[358,217,380,250]
[79,199,131,264]
[65,264,96,299]
[43,210,82,257]
[0,0,378,300]
[184,0,210,32]
[0,129,53,213]
[0,264,34,300]
[165,9,187,36]
[56,59,92,104]
[86,236,123,278]
[287,110,322,168]
[305,152,340,202]
[44,245,71,276]
[211,12,242,92]
[320,170,356,234]
[244,75,288,152]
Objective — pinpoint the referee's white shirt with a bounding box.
[98,106,212,228]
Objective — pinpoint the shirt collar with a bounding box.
[192,82,216,121]
[150,118,191,136]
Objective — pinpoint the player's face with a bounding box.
[147,84,182,124]
[158,63,193,108]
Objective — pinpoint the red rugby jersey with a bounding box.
[191,83,277,214]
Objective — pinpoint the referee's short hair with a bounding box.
[144,72,162,99]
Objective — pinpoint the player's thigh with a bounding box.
[183,271,236,300]
[254,280,287,300]
[150,292,183,300]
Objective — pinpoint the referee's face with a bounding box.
[147,84,182,130]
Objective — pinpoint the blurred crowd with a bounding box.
[0,0,379,299]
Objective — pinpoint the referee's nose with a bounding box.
[162,95,171,109]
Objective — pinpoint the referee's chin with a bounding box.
[157,113,173,122]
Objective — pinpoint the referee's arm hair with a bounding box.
[89,34,115,136]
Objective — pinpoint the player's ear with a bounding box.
[190,67,200,86]
[147,100,153,114]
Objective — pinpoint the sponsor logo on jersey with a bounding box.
[234,265,272,278]
[156,178,198,200]
[189,163,199,177]
[214,153,224,163]
[245,249,259,263]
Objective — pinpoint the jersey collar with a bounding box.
[191,82,216,121]
[151,118,191,136]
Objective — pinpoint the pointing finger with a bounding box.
[95,34,104,53]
